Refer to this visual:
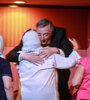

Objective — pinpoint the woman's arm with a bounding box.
[54,50,81,69]
[54,38,81,69]
[72,64,84,88]
[3,76,14,100]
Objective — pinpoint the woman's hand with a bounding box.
[69,38,79,51]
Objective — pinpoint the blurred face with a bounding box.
[36,25,52,47]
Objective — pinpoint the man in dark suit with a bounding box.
[6,19,72,100]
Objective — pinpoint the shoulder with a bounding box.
[0,57,10,67]
[53,26,66,35]
[79,56,90,62]
[78,56,90,68]
[0,57,8,63]
[0,58,12,77]
[54,26,66,31]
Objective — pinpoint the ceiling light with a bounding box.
[14,1,25,4]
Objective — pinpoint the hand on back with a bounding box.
[21,53,44,66]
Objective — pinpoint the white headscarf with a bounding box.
[22,30,41,53]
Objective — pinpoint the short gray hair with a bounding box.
[36,19,54,33]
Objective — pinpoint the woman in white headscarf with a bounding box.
[17,30,81,100]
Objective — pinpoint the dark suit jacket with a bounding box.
[6,27,72,63]
[50,27,72,100]
[50,26,72,56]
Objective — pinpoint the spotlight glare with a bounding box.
[14,1,25,4]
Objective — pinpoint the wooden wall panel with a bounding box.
[0,7,88,49]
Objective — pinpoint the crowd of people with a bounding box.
[0,18,90,100]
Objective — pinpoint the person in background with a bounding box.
[0,35,4,58]
[17,30,80,100]
[72,56,90,100]
[0,35,14,100]
[6,18,72,100]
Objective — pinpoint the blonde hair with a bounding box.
[0,35,4,54]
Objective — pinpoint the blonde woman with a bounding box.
[0,35,14,100]
[0,35,4,58]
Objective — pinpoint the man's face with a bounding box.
[36,25,52,47]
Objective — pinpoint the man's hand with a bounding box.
[39,47,60,59]
[20,53,44,66]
